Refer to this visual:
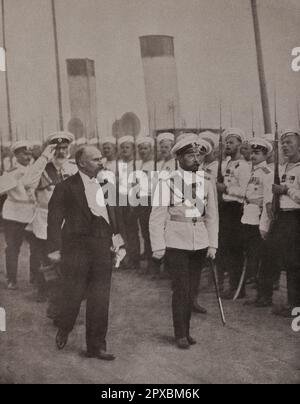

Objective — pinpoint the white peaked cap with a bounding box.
[75,137,88,146]
[119,135,135,145]
[249,137,273,154]
[136,136,154,147]
[199,131,218,148]
[11,140,32,153]
[157,132,175,144]
[47,131,75,145]
[171,137,212,157]
[89,138,99,145]
[280,128,300,140]
[223,127,246,143]
[101,136,116,145]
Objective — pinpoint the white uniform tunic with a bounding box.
[222,158,251,204]
[0,156,49,224]
[241,161,273,232]
[150,168,218,252]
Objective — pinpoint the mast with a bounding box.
[250,0,272,133]
[51,0,64,130]
[1,0,13,141]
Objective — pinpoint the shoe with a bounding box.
[86,350,116,361]
[192,302,207,314]
[255,297,272,308]
[175,337,190,349]
[187,336,197,345]
[55,329,69,350]
[7,282,18,290]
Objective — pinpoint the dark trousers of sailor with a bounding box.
[4,220,34,284]
[217,202,245,293]
[137,205,152,261]
[243,224,263,283]
[30,236,48,296]
[166,248,207,339]
[57,225,113,353]
[259,211,300,306]
[121,206,140,267]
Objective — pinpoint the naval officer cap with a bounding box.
[157,132,175,144]
[223,127,246,143]
[171,135,212,157]
[75,137,88,146]
[280,129,300,141]
[88,137,99,146]
[119,135,135,145]
[199,131,218,149]
[136,136,154,147]
[250,137,273,154]
[263,133,275,143]
[102,136,116,145]
[11,140,32,154]
[47,131,74,145]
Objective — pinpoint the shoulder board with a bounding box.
[261,166,271,175]
[6,167,18,173]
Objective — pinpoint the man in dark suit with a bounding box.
[47,145,125,360]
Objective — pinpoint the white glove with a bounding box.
[48,250,61,264]
[207,247,217,261]
[115,248,126,269]
[152,249,166,260]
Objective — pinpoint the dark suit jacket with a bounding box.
[47,172,126,254]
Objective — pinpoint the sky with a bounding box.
[0,0,300,141]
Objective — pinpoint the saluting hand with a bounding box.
[42,145,56,161]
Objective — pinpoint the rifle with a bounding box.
[115,134,119,206]
[271,91,280,224]
[217,102,224,183]
[0,135,4,175]
[153,105,157,171]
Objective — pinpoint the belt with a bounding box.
[170,215,204,223]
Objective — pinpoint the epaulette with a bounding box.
[6,167,18,173]
[261,166,271,175]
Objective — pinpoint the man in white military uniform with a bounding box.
[241,137,273,306]
[199,131,219,180]
[0,141,55,289]
[216,128,251,299]
[101,136,117,173]
[150,135,218,349]
[157,132,177,173]
[264,129,300,316]
[135,136,155,272]
[118,135,141,269]
[31,132,77,304]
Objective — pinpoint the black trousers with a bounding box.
[243,224,263,282]
[121,206,140,266]
[217,202,244,292]
[166,248,207,339]
[4,219,34,284]
[30,236,48,295]
[57,232,113,353]
[137,205,152,261]
[259,211,300,306]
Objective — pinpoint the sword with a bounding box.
[233,256,247,301]
[210,259,226,326]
